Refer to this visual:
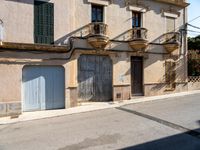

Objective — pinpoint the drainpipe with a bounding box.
[184,6,188,83]
[0,19,3,45]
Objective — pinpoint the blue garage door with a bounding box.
[23,66,65,111]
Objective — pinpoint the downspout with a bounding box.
[0,19,3,45]
[184,5,188,83]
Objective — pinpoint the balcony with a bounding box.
[128,27,148,51]
[163,32,180,53]
[87,22,109,49]
[154,0,189,7]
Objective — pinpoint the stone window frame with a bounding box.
[87,0,111,6]
[87,0,111,24]
[162,8,180,33]
[127,5,148,29]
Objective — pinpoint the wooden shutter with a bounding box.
[165,61,171,86]
[34,1,54,44]
[170,62,176,89]
[166,17,175,33]
[165,61,176,90]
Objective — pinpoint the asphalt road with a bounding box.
[0,93,200,150]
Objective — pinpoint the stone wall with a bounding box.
[188,76,200,91]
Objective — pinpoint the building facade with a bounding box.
[0,0,189,117]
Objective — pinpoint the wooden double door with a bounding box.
[78,55,112,102]
[131,57,144,96]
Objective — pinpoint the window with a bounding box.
[166,17,175,33]
[132,12,141,28]
[165,61,176,90]
[92,5,104,22]
[34,1,54,44]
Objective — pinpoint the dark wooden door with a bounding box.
[131,57,144,96]
[78,55,112,102]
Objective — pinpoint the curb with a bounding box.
[0,90,200,125]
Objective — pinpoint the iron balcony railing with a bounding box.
[163,32,180,44]
[129,27,148,41]
[88,22,108,37]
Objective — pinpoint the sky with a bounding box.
[188,0,200,37]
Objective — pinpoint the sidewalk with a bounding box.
[0,90,200,125]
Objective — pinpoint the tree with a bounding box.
[188,35,200,50]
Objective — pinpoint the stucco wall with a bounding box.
[112,53,130,86]
[0,0,186,45]
[0,0,186,84]
[0,0,188,87]
[0,0,189,117]
[0,51,71,109]
[0,64,22,103]
[106,1,132,39]
[0,0,34,43]
[144,53,165,84]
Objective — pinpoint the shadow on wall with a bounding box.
[22,66,65,110]
[5,0,34,4]
[54,24,91,45]
[149,56,187,93]
[0,51,69,63]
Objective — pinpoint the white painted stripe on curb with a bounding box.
[0,90,200,125]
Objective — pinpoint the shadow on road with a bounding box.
[117,107,200,150]
[121,129,200,150]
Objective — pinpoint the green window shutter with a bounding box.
[34,1,54,44]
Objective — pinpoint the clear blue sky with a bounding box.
[188,0,200,37]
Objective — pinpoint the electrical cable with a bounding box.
[187,23,200,30]
[188,16,200,23]
[187,29,200,34]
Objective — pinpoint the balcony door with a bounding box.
[132,11,141,28]
[92,5,104,22]
[132,11,142,39]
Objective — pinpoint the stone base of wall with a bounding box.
[144,83,188,96]
[69,87,78,107]
[0,102,21,118]
[113,85,131,101]
[188,82,200,91]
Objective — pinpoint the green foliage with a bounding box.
[188,59,200,76]
[188,35,200,50]
[188,50,200,76]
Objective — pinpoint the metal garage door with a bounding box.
[78,55,112,102]
[23,66,65,111]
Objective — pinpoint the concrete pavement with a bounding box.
[0,90,200,125]
[0,92,200,149]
